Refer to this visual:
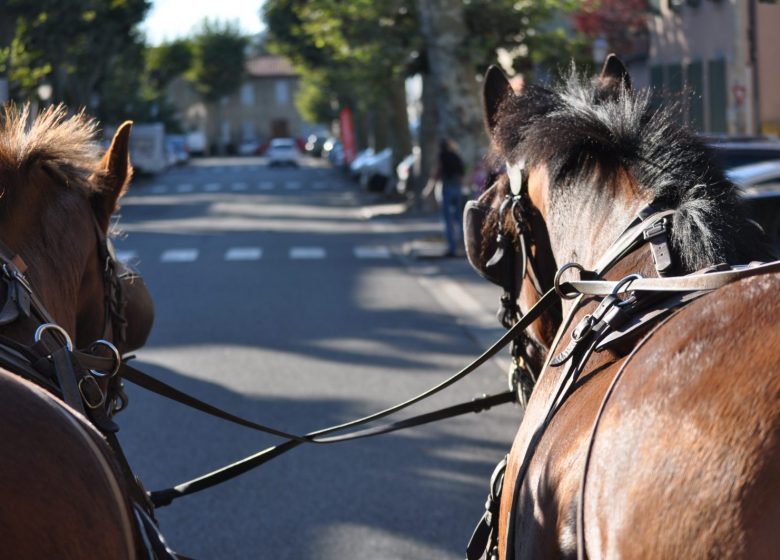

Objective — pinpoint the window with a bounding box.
[240,84,254,106]
[275,80,289,105]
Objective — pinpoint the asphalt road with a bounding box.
[114,156,520,560]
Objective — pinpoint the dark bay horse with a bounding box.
[0,105,157,558]
[468,57,780,558]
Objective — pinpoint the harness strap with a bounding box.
[561,260,780,298]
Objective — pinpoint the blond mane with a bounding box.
[0,104,101,191]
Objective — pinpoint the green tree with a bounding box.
[0,0,150,107]
[146,38,193,93]
[187,19,247,103]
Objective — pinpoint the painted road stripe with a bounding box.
[115,250,138,262]
[225,247,263,261]
[290,247,326,259]
[150,185,168,194]
[160,249,198,263]
[258,181,274,190]
[231,182,248,191]
[176,184,194,193]
[204,183,221,192]
[354,246,391,259]
[284,181,301,190]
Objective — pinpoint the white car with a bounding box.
[727,159,780,245]
[266,138,300,167]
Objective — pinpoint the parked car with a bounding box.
[266,137,300,167]
[359,148,394,192]
[185,131,207,157]
[327,141,345,168]
[238,139,261,156]
[707,137,780,169]
[305,134,328,157]
[165,135,189,165]
[349,148,375,179]
[727,159,780,246]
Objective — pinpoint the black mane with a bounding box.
[491,69,774,272]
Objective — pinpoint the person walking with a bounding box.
[432,139,466,257]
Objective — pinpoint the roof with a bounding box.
[246,56,298,78]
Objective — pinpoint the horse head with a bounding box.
[0,105,153,355]
[467,55,773,350]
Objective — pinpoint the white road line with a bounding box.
[115,250,138,263]
[284,181,301,190]
[176,184,194,193]
[225,247,263,261]
[150,185,168,194]
[204,183,221,192]
[290,247,326,259]
[258,181,274,190]
[354,246,391,259]
[231,182,248,191]
[160,249,199,263]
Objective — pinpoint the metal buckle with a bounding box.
[34,323,73,352]
[642,218,667,240]
[88,339,121,378]
[78,374,106,409]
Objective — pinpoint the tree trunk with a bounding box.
[388,77,413,170]
[414,70,439,211]
[415,0,486,168]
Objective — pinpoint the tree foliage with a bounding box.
[146,38,193,92]
[186,19,248,103]
[0,0,150,106]
[573,0,649,57]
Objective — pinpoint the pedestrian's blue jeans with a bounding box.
[440,182,464,254]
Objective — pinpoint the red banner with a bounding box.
[339,107,356,164]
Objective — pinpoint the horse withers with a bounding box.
[468,57,780,558]
[0,105,158,558]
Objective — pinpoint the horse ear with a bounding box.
[93,121,133,230]
[598,53,632,92]
[483,65,514,136]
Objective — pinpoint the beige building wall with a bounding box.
[647,0,779,137]
[757,2,780,136]
[166,56,303,154]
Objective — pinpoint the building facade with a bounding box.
[168,55,303,154]
[646,0,780,136]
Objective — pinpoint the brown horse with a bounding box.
[468,57,780,558]
[0,105,158,558]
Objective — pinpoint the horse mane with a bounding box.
[0,104,101,193]
[491,67,774,272]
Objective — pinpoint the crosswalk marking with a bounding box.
[258,181,274,190]
[224,247,263,261]
[354,246,391,259]
[115,250,138,263]
[290,247,326,259]
[160,249,199,263]
[284,181,301,190]
[231,182,248,191]
[116,245,396,263]
[176,184,194,193]
[150,185,168,194]
[204,183,221,192]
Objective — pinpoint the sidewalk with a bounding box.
[358,193,511,373]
